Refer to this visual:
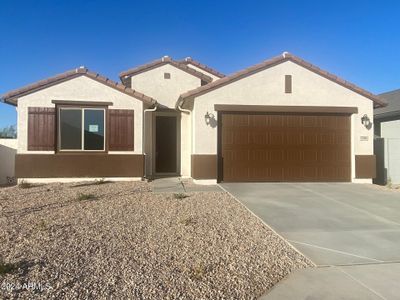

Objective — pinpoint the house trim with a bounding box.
[214,105,358,114]
[15,154,144,178]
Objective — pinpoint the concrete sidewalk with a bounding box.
[151,177,222,193]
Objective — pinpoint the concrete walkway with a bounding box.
[221,183,400,299]
[151,177,222,193]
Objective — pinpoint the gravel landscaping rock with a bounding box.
[0,181,312,299]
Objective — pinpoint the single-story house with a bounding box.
[1,52,386,184]
[374,89,400,185]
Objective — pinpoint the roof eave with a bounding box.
[1,69,157,107]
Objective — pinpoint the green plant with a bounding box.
[76,193,97,201]
[18,180,32,189]
[0,261,16,275]
[37,219,47,231]
[174,193,189,200]
[190,263,205,280]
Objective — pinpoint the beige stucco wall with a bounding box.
[192,60,375,182]
[0,139,17,184]
[186,63,221,81]
[130,64,202,109]
[16,76,144,154]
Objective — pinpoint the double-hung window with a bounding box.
[59,107,106,151]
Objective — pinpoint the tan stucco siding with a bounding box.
[17,76,144,154]
[192,61,374,182]
[186,64,221,81]
[130,64,201,108]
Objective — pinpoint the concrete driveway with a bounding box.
[220,183,400,299]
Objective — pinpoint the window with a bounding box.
[59,107,105,151]
[164,72,171,79]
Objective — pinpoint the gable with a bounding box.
[119,57,212,87]
[128,63,203,108]
[2,68,156,106]
[193,60,376,109]
[179,53,386,109]
[17,76,148,106]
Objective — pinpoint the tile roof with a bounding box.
[179,57,225,78]
[1,67,157,106]
[119,56,213,85]
[178,52,387,108]
[375,89,400,119]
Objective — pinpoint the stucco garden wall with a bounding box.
[0,139,17,184]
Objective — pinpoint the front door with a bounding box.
[155,115,178,174]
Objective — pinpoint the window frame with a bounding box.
[57,105,107,153]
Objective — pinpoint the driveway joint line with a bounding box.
[288,240,384,263]
[338,267,388,300]
[218,184,316,266]
[292,184,400,227]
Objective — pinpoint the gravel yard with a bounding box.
[0,181,312,299]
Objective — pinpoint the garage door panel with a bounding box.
[220,112,351,182]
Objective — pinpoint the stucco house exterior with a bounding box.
[1,52,385,184]
[374,89,400,185]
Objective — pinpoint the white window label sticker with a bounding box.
[89,125,99,132]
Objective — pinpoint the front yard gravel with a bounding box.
[0,181,312,299]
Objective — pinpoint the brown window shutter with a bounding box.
[108,109,134,151]
[28,107,55,151]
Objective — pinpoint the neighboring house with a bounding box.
[1,52,385,184]
[374,89,400,184]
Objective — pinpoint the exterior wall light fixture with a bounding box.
[361,114,372,129]
[205,111,215,125]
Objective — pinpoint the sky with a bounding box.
[1,0,400,128]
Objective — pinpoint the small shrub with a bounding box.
[76,193,97,201]
[180,216,197,226]
[18,180,32,189]
[190,263,205,280]
[37,219,47,231]
[0,261,16,275]
[174,193,189,200]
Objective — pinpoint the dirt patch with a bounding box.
[0,181,311,299]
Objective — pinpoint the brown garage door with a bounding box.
[219,112,351,182]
